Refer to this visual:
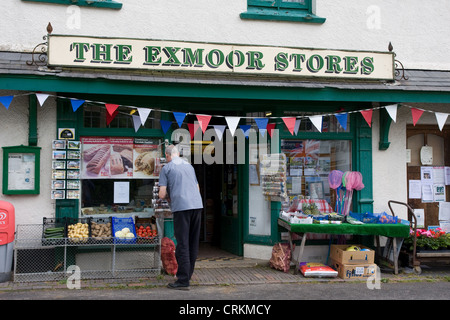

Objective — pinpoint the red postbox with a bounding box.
[0,201,15,282]
[0,201,15,245]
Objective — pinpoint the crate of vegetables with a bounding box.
[42,217,66,246]
[90,217,113,244]
[66,217,91,244]
[112,216,137,244]
[135,217,159,244]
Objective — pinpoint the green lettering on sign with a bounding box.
[182,48,205,67]
[143,46,162,65]
[290,53,306,72]
[163,47,182,66]
[306,54,324,73]
[247,51,265,70]
[114,44,133,64]
[91,43,113,63]
[275,52,289,71]
[206,49,225,68]
[70,42,90,62]
[343,56,359,74]
[325,55,343,74]
[361,57,374,75]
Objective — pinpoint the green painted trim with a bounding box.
[240,8,325,23]
[379,107,393,150]
[2,145,41,195]
[242,0,325,23]
[353,114,373,214]
[22,0,122,9]
[28,94,38,146]
[2,74,450,104]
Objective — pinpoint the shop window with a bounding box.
[83,104,161,130]
[240,0,325,23]
[21,0,122,9]
[281,139,352,211]
[80,137,163,217]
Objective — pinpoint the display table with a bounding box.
[278,218,410,275]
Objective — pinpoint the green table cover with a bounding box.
[278,218,410,238]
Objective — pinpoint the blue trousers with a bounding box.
[172,209,202,285]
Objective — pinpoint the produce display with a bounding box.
[43,226,65,239]
[114,227,135,239]
[136,224,158,239]
[91,221,112,240]
[67,222,89,243]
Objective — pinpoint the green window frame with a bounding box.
[241,0,325,23]
[22,0,122,10]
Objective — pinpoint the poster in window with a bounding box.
[133,138,160,178]
[81,137,160,179]
[109,137,134,178]
[81,137,112,179]
[51,180,65,190]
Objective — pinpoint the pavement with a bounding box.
[1,254,449,292]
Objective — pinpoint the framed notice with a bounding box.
[2,146,41,194]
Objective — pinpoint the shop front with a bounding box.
[1,33,450,263]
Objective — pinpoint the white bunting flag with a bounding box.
[213,125,227,141]
[385,104,398,123]
[35,93,50,107]
[294,119,301,135]
[225,116,241,136]
[435,112,449,131]
[137,108,152,126]
[308,115,323,132]
[132,115,142,132]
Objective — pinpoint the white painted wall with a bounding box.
[1,0,449,70]
[0,90,56,226]
[372,104,450,220]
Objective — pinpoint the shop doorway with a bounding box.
[194,162,243,257]
[407,125,450,227]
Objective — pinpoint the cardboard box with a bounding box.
[329,244,375,265]
[329,259,377,280]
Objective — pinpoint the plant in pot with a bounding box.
[404,228,448,251]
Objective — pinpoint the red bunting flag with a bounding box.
[267,123,276,137]
[411,108,424,126]
[360,109,373,127]
[106,109,119,126]
[282,117,296,135]
[187,123,200,140]
[105,103,119,116]
[196,114,212,133]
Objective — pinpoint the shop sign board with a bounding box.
[48,35,395,81]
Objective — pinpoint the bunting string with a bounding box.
[0,92,449,135]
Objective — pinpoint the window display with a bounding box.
[281,139,352,209]
[80,136,162,216]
